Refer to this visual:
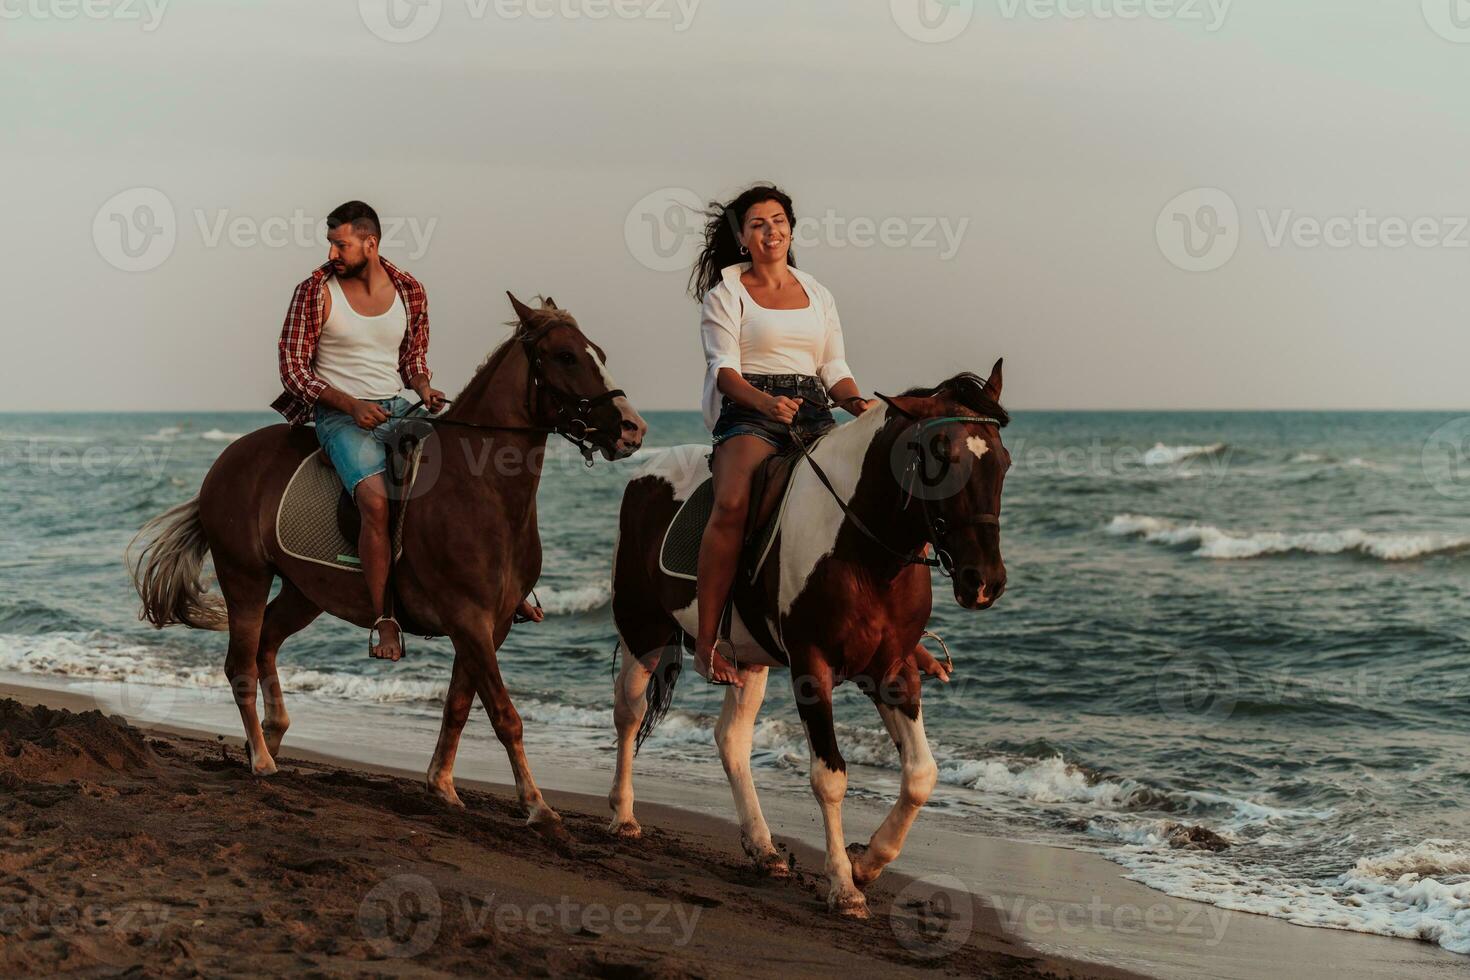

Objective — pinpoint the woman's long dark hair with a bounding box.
[688,183,797,301]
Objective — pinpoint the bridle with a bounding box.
[788,391,1003,579]
[392,318,625,466]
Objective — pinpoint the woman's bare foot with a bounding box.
[516,598,544,623]
[694,641,742,687]
[370,618,404,662]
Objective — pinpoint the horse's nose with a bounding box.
[955,566,1005,609]
[620,417,645,449]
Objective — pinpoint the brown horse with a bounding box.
[608,362,1007,916]
[129,294,646,832]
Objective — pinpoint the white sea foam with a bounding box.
[200,429,242,442]
[1142,443,1227,467]
[536,583,611,616]
[1107,514,1470,562]
[1104,838,1470,954]
[140,426,182,442]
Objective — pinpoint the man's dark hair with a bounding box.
[326,200,381,239]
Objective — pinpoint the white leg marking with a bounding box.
[854,704,938,886]
[714,667,785,871]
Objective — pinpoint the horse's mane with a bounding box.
[899,372,1010,427]
[456,304,579,400]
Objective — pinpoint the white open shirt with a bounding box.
[698,263,854,432]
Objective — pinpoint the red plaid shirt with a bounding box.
[270,257,431,425]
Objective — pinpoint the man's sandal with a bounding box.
[369,615,405,661]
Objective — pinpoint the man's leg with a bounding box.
[355,473,400,660]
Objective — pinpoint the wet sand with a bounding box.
[0,682,1133,979]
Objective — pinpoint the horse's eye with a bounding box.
[556,351,577,366]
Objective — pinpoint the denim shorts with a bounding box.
[711,374,836,452]
[313,395,415,495]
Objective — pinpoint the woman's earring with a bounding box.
[740,244,749,255]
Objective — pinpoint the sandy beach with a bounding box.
[0,680,1135,979]
[3,674,1465,979]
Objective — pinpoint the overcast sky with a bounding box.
[4,0,1468,411]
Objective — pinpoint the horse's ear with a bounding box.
[507,292,537,325]
[985,358,1003,400]
[541,296,559,310]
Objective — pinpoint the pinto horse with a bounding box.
[129,294,646,832]
[608,362,1008,916]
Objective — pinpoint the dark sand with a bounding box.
[0,687,1138,979]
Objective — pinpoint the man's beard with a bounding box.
[333,258,369,279]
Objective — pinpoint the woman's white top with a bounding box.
[316,275,408,401]
[699,263,853,431]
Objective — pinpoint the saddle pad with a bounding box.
[658,475,794,582]
[276,449,411,572]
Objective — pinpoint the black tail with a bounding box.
[634,629,686,755]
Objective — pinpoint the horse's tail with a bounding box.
[126,496,229,631]
[634,628,687,755]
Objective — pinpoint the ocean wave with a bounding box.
[536,583,611,616]
[1107,514,1470,562]
[200,429,242,443]
[1105,838,1470,955]
[141,426,183,442]
[1142,443,1227,467]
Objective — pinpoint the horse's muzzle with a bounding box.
[953,565,1005,610]
[607,406,647,460]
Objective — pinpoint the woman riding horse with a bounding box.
[690,184,950,687]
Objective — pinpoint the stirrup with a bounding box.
[918,629,952,677]
[369,615,405,660]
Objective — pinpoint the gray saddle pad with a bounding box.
[275,449,415,572]
[658,476,793,582]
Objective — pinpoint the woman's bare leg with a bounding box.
[694,435,777,687]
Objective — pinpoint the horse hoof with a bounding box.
[830,892,870,918]
[608,818,642,839]
[529,812,572,845]
[846,843,880,889]
[427,780,465,809]
[251,758,278,778]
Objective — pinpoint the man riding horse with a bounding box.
[270,200,540,661]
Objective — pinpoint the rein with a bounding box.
[388,320,624,466]
[786,397,1002,579]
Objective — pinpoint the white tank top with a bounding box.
[733,281,826,377]
[315,276,407,400]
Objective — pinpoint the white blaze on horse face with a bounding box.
[777,408,888,617]
[966,435,989,462]
[586,344,641,427]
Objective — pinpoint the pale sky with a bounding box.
[4,0,1469,411]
